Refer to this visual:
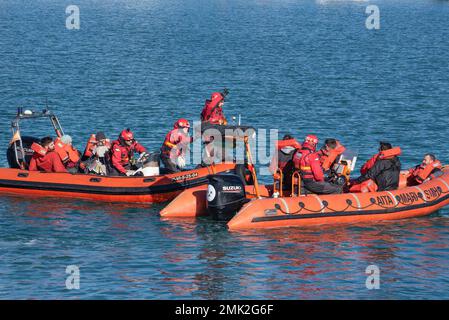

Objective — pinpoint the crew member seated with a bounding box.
[29,137,68,173]
[350,142,401,192]
[55,135,81,173]
[200,89,229,125]
[109,129,147,176]
[160,119,193,173]
[404,153,443,186]
[269,134,302,190]
[298,135,343,195]
[316,138,346,172]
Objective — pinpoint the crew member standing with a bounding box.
[160,119,193,173]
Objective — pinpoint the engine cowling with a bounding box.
[207,174,248,221]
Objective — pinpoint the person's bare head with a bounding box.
[423,153,436,166]
[324,138,337,151]
[379,141,392,152]
[41,137,54,151]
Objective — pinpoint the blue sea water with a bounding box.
[1,0,449,299]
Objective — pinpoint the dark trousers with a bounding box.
[161,155,180,173]
[108,164,132,176]
[302,179,343,195]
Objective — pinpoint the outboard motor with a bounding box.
[7,136,40,169]
[207,174,249,221]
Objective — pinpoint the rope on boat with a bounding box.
[274,195,399,215]
[274,180,449,215]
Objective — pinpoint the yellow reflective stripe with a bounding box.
[300,166,311,170]
[164,141,176,148]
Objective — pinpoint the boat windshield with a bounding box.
[339,149,358,172]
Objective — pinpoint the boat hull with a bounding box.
[0,163,237,203]
[160,184,272,217]
[228,168,449,230]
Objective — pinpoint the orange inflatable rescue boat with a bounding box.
[227,167,449,230]
[0,108,245,203]
[161,140,449,230]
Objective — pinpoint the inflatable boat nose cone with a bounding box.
[160,185,208,217]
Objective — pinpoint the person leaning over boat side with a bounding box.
[269,134,302,190]
[29,137,68,173]
[108,129,148,176]
[54,135,81,174]
[404,153,443,186]
[350,142,401,192]
[298,135,343,195]
[160,119,193,173]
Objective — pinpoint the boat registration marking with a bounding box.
[171,172,199,182]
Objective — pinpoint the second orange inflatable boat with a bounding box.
[161,167,449,230]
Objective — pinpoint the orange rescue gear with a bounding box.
[321,141,346,171]
[83,134,97,158]
[31,143,47,157]
[379,147,402,160]
[349,179,378,193]
[55,138,80,164]
[409,160,443,184]
[83,134,111,158]
[417,160,442,182]
[361,147,402,175]
[276,139,302,150]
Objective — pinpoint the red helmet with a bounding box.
[304,134,318,146]
[120,128,134,141]
[210,92,223,101]
[174,118,190,129]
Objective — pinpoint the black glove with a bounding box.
[222,88,229,98]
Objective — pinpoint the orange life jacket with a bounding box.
[350,179,378,193]
[269,139,301,176]
[414,160,443,183]
[83,134,97,158]
[379,147,402,160]
[321,141,346,171]
[55,138,80,164]
[361,147,401,174]
[31,143,47,157]
[276,139,302,150]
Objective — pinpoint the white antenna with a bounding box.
[238,114,241,126]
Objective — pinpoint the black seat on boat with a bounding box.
[7,136,40,169]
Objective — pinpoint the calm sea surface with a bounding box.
[1,0,449,299]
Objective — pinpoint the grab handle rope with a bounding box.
[273,197,400,215]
